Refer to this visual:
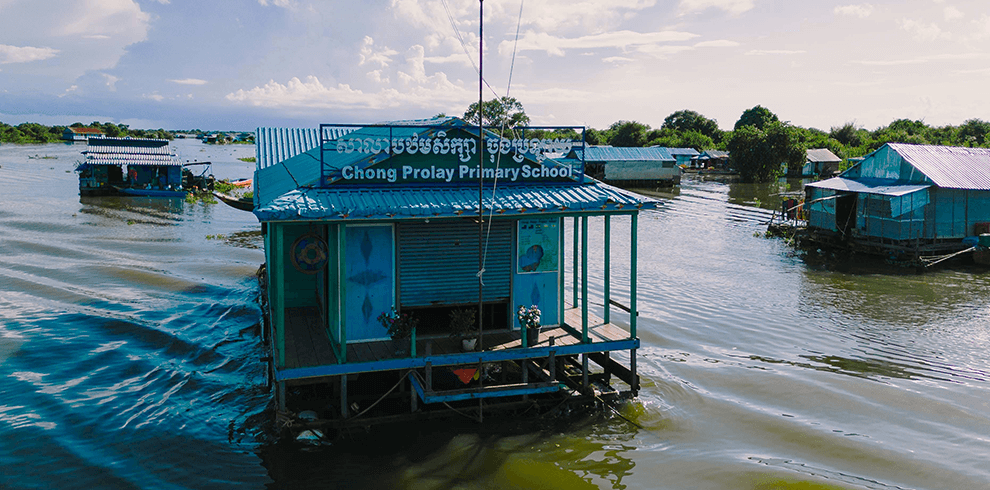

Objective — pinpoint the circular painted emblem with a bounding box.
[290,233,328,274]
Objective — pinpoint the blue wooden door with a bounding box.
[344,225,394,342]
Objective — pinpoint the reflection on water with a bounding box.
[2,146,989,489]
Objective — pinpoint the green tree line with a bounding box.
[462,98,990,182]
[583,106,990,183]
[0,121,174,143]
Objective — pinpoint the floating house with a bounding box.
[802,148,843,177]
[75,137,211,197]
[692,149,731,172]
[662,147,701,168]
[575,145,680,186]
[252,117,659,432]
[804,143,990,258]
[62,127,105,142]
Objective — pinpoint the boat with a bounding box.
[75,136,212,197]
[212,191,253,211]
[116,186,187,198]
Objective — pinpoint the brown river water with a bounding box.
[1,140,988,489]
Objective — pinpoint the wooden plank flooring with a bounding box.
[281,305,632,370]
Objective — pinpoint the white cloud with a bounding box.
[852,52,988,66]
[359,36,399,68]
[0,44,59,64]
[258,0,293,7]
[745,49,806,55]
[143,93,164,101]
[226,70,471,112]
[851,58,928,66]
[57,85,79,98]
[168,78,208,85]
[972,14,990,39]
[508,0,660,32]
[834,4,874,19]
[679,0,755,15]
[60,1,151,40]
[634,44,695,57]
[503,29,699,56]
[899,18,946,41]
[103,74,119,91]
[694,39,739,48]
[603,56,637,63]
[943,6,963,21]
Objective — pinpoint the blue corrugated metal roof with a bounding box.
[256,127,322,171]
[886,143,990,190]
[254,182,659,222]
[579,146,674,162]
[660,147,700,157]
[253,118,658,221]
[807,176,931,196]
[82,137,179,166]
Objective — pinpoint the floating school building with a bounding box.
[252,118,659,431]
[804,143,990,259]
[76,137,212,197]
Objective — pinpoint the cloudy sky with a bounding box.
[2,0,989,132]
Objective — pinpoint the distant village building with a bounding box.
[62,127,105,141]
[658,147,700,168]
[803,148,843,177]
[692,149,731,171]
[575,145,681,186]
[805,143,990,257]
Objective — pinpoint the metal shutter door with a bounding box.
[398,220,512,307]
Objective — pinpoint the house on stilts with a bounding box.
[804,142,990,262]
[252,117,659,434]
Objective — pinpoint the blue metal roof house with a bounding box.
[804,143,990,259]
[253,117,659,432]
[574,145,681,186]
[660,147,701,168]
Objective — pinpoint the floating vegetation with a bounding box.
[185,190,218,205]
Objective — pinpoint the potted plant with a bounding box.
[378,307,418,355]
[517,304,541,346]
[449,308,478,351]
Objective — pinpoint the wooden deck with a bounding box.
[280,305,633,375]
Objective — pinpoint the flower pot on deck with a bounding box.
[526,325,541,346]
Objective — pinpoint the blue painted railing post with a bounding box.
[604,215,611,324]
[572,216,579,307]
[581,215,589,343]
[630,213,638,339]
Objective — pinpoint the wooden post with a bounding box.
[425,341,433,392]
[340,374,348,418]
[582,354,589,391]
